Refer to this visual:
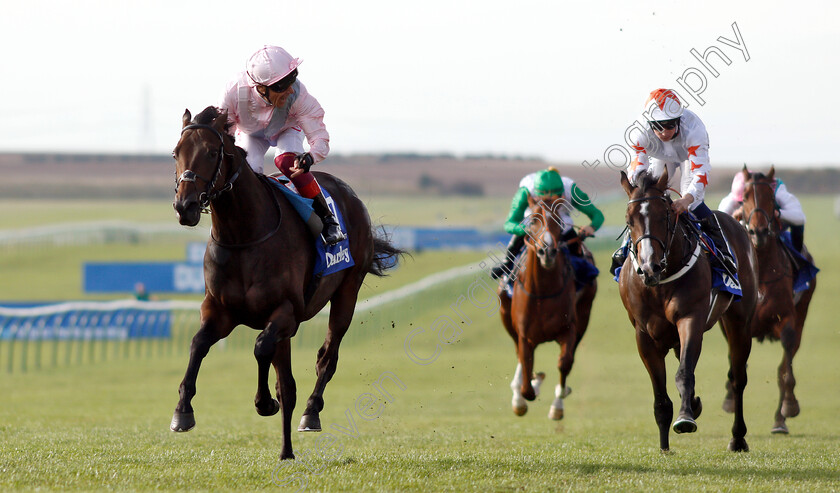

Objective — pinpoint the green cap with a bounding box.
[534,168,564,196]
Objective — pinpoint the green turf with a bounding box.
[0,195,838,491]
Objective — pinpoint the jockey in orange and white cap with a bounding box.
[218,45,345,245]
[616,89,739,282]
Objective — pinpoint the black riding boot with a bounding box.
[700,215,737,276]
[610,245,628,277]
[312,192,347,245]
[490,235,525,280]
[789,224,805,253]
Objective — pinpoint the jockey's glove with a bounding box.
[296,152,314,173]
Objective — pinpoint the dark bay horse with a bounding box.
[170,107,403,459]
[722,166,817,434]
[498,194,596,419]
[618,170,757,452]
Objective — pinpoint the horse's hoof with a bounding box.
[512,404,528,416]
[728,437,749,452]
[548,406,564,421]
[771,423,790,434]
[561,386,572,398]
[781,399,800,418]
[170,411,195,432]
[256,398,280,417]
[692,396,703,419]
[298,414,322,432]
[721,397,735,414]
[673,417,697,434]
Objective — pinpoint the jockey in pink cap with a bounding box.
[612,89,738,284]
[219,45,345,245]
[718,168,807,252]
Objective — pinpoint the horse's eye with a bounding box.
[208,150,218,159]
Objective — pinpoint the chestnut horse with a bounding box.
[170,107,403,460]
[722,166,817,434]
[498,194,596,420]
[618,170,757,452]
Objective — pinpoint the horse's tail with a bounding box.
[369,226,408,277]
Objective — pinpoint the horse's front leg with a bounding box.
[636,328,672,452]
[517,336,538,401]
[171,308,234,432]
[254,302,297,418]
[720,313,752,451]
[673,316,704,434]
[549,328,577,420]
[273,338,297,460]
[775,315,801,433]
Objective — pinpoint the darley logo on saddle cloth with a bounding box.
[266,177,355,277]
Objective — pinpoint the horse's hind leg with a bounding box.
[299,282,359,432]
[636,329,672,452]
[171,309,234,432]
[273,339,297,460]
[255,303,297,418]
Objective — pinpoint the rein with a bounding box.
[210,176,284,250]
[627,192,700,283]
[176,124,242,212]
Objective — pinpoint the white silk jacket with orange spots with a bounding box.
[628,109,711,211]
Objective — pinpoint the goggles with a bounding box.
[649,118,679,132]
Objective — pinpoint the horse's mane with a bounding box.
[193,106,234,133]
[637,170,662,195]
[192,106,247,160]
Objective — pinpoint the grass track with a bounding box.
[1,195,838,491]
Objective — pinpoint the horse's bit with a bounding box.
[175,124,241,212]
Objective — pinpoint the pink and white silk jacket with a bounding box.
[219,72,330,163]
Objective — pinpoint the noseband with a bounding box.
[744,181,778,239]
[175,124,241,212]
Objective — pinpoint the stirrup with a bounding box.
[321,224,346,245]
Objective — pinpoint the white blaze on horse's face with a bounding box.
[536,229,558,269]
[637,201,656,264]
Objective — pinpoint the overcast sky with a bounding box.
[1,0,837,168]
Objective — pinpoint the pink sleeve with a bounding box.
[218,79,240,128]
[292,86,330,163]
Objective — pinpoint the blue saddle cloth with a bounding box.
[779,231,819,293]
[265,177,355,277]
[502,249,598,297]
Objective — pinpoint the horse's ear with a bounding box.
[620,171,633,197]
[182,109,192,128]
[656,167,669,191]
[768,165,775,181]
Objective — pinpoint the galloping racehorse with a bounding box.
[618,170,757,452]
[498,194,596,420]
[170,107,403,459]
[723,166,817,434]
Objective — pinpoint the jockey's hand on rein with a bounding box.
[290,152,314,178]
